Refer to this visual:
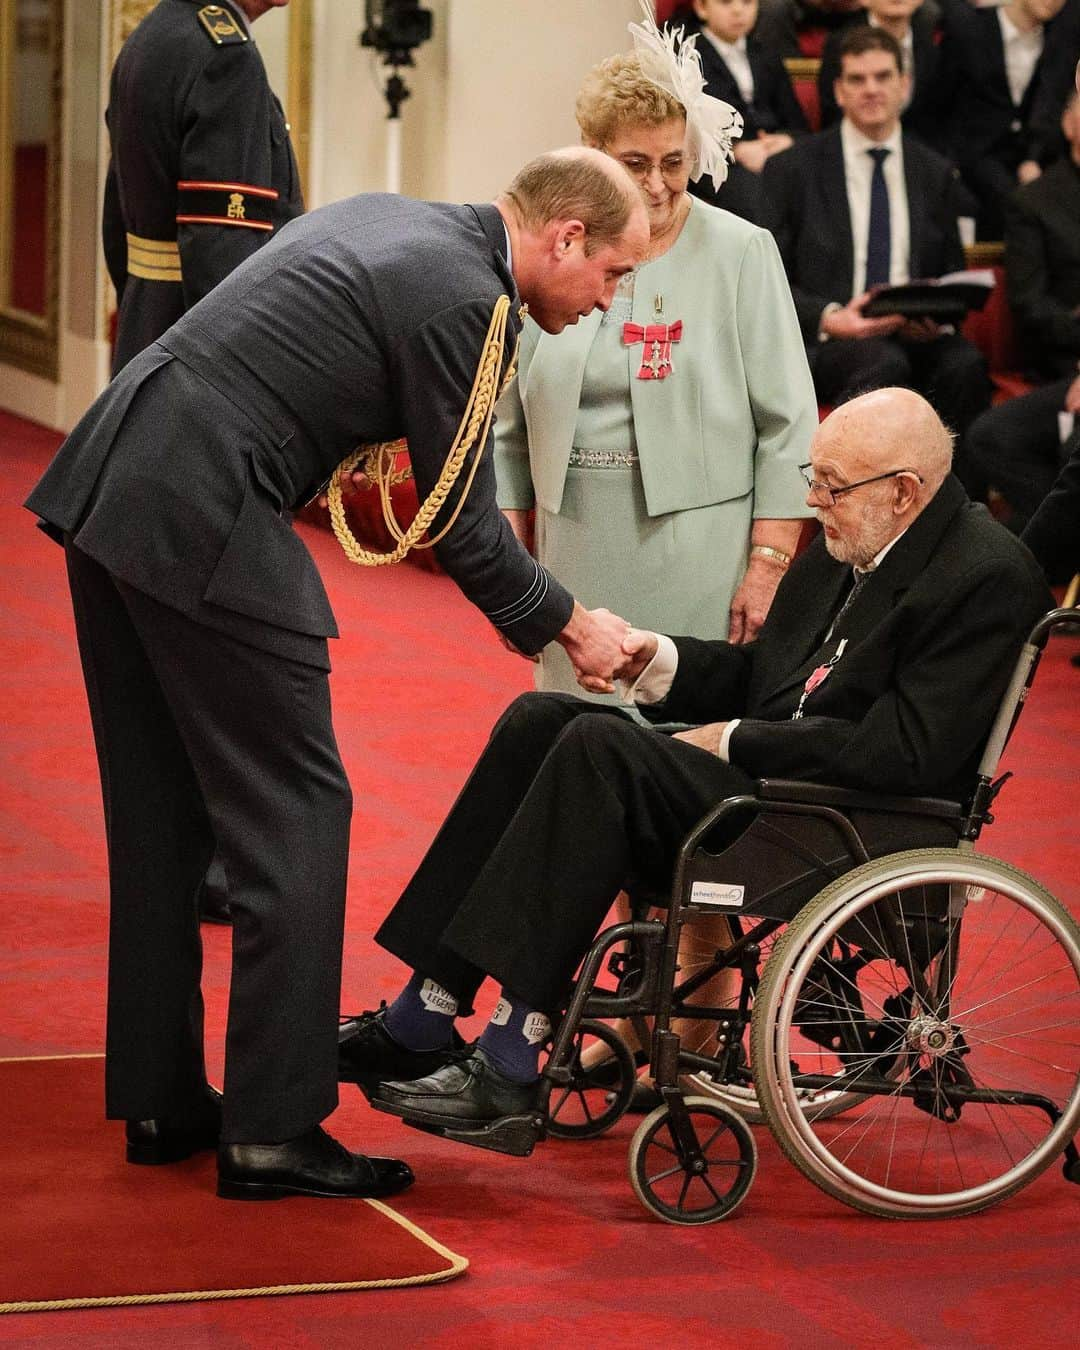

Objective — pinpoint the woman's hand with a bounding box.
[728,556,784,644]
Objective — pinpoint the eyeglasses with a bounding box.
[798,464,924,507]
[612,152,688,182]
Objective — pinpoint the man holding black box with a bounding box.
[762,27,990,488]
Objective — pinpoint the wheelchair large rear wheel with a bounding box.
[751,849,1080,1218]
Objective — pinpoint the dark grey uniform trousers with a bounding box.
[376,692,753,1014]
[65,542,351,1143]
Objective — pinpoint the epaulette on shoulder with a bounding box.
[196,5,248,47]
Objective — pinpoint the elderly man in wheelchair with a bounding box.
[340,387,1080,1223]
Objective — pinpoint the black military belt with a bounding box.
[176,180,278,232]
[126,234,182,283]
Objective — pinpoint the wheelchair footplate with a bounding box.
[369,1097,546,1157]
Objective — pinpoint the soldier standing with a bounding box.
[103,0,302,920]
[104,0,302,376]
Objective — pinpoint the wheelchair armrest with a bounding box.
[755,779,963,821]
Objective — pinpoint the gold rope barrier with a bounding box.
[326,295,520,566]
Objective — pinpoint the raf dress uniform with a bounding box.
[25,195,573,1145]
[103,0,303,375]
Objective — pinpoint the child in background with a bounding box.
[689,0,809,219]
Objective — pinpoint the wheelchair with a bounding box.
[404,608,1080,1224]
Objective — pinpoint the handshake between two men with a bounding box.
[550,606,728,758]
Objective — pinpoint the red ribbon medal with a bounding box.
[623,320,683,380]
[803,664,833,697]
[792,639,848,721]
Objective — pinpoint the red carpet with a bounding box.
[2,408,1079,1345]
[0,1056,464,1313]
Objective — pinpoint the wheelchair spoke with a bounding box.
[647,1161,687,1187]
[648,1137,679,1160]
[949,960,1075,1027]
[961,1025,1080,1066]
[550,1085,573,1118]
[941,889,1029,1010]
[961,986,1079,1037]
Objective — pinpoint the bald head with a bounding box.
[808,388,954,566]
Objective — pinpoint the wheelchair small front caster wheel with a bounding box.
[628,1095,757,1225]
[545,1019,637,1140]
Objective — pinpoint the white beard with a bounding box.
[817,500,896,569]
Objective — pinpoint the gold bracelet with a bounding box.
[750,544,792,569]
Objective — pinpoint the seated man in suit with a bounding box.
[762,26,990,494]
[338,387,1049,1131]
[817,0,943,147]
[967,89,1080,540]
[937,0,1078,239]
[688,0,809,222]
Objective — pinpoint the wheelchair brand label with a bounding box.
[690,881,745,909]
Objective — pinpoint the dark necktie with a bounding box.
[823,568,872,644]
[865,147,891,289]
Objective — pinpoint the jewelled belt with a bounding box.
[567,447,639,469]
[126,233,181,283]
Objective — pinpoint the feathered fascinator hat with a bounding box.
[628,0,743,190]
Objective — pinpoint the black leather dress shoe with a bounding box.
[217,1125,414,1201]
[338,1005,464,1088]
[126,1086,223,1165]
[374,1048,538,1127]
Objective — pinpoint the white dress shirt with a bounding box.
[997,8,1044,110]
[841,118,910,295]
[700,28,755,105]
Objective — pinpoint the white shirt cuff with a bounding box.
[718,718,741,763]
[620,633,678,705]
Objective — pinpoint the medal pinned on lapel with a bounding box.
[792,639,847,721]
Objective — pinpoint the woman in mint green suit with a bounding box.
[495,48,816,701]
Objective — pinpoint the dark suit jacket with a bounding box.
[937,0,1079,179]
[817,11,943,147]
[1022,430,1080,582]
[696,33,809,140]
[1004,157,1080,379]
[647,475,1051,800]
[761,127,967,345]
[104,0,304,374]
[28,196,573,664]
